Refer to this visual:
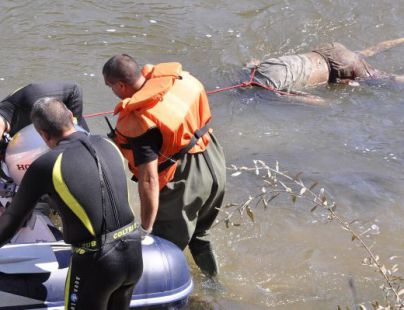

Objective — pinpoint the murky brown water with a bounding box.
[1,1,404,309]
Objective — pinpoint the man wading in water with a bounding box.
[102,55,226,277]
[247,37,404,105]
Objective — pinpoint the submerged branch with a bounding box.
[220,160,404,309]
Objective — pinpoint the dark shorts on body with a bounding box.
[312,42,378,81]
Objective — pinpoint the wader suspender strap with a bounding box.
[118,124,210,175]
[157,124,210,173]
[202,149,219,194]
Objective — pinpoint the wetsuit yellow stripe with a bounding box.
[53,153,95,236]
[65,259,72,306]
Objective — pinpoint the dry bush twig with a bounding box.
[218,160,404,310]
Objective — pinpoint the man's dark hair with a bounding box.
[31,97,73,139]
[102,54,141,84]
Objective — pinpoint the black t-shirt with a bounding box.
[0,82,89,136]
[131,127,163,166]
[0,132,134,246]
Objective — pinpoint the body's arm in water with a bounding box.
[357,37,404,84]
[282,92,329,106]
[392,75,404,83]
[358,37,404,58]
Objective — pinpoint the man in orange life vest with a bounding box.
[102,55,226,276]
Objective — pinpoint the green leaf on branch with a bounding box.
[264,179,274,186]
[293,172,303,181]
[225,203,239,208]
[397,288,404,296]
[268,193,281,203]
[246,206,255,222]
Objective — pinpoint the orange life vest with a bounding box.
[113,62,212,189]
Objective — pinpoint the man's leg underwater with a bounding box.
[154,133,226,276]
[188,134,226,277]
[188,190,224,277]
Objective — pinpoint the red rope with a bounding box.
[83,68,299,119]
[84,110,114,118]
[205,82,249,95]
[205,68,299,96]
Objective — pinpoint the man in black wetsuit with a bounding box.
[0,98,142,310]
[0,82,90,221]
[0,82,89,138]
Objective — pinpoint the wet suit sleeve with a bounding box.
[131,127,162,166]
[0,154,52,246]
[0,84,35,136]
[0,100,15,127]
[63,84,90,132]
[0,83,90,136]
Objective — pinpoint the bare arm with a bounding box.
[282,92,329,106]
[390,74,404,83]
[358,37,404,58]
[137,159,160,232]
[65,84,89,131]
[0,116,9,138]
